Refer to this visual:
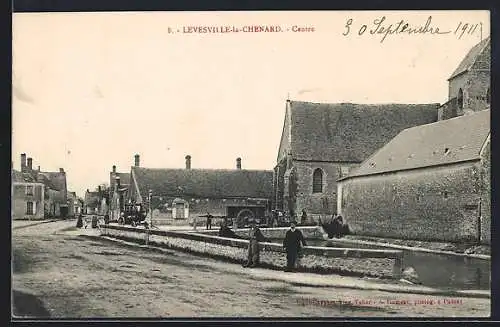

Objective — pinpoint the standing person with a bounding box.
[206,213,213,230]
[243,220,269,268]
[300,209,307,225]
[76,214,83,228]
[283,221,307,272]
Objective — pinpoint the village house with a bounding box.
[273,100,440,221]
[12,154,69,219]
[125,154,273,226]
[438,37,490,121]
[67,191,83,217]
[11,169,45,220]
[337,109,490,244]
[83,189,100,215]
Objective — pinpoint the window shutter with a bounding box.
[33,201,37,214]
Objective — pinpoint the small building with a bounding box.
[439,37,490,120]
[337,110,490,244]
[126,155,273,225]
[11,170,45,220]
[273,100,440,221]
[67,191,82,217]
[83,189,100,215]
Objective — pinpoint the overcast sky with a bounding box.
[12,10,490,197]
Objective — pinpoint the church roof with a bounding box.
[448,36,490,80]
[288,101,439,162]
[131,166,273,200]
[340,109,490,180]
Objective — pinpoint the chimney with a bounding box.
[21,153,27,171]
[27,157,33,170]
[236,157,242,169]
[185,155,191,170]
[59,168,64,173]
[38,166,41,172]
[112,165,116,173]
[134,154,140,167]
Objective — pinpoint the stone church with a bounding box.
[273,100,440,220]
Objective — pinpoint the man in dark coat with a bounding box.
[206,213,213,230]
[243,221,269,268]
[283,221,307,272]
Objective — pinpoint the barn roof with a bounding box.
[340,109,490,180]
[448,36,490,80]
[131,167,273,199]
[288,101,439,162]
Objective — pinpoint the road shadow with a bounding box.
[12,290,51,318]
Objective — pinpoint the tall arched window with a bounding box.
[486,88,490,104]
[312,168,323,193]
[458,88,464,110]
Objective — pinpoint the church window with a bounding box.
[312,168,323,193]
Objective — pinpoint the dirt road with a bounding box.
[12,220,490,318]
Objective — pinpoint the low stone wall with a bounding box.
[100,225,403,279]
[193,226,324,240]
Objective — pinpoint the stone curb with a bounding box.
[12,219,61,230]
[98,235,490,300]
[335,238,491,261]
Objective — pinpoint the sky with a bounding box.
[12,10,490,197]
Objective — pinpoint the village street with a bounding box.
[12,220,490,318]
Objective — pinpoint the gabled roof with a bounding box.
[341,110,490,180]
[448,36,490,80]
[36,171,66,191]
[288,101,439,162]
[84,191,100,207]
[110,172,131,189]
[131,167,273,199]
[11,169,38,183]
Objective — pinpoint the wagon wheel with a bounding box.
[236,209,255,228]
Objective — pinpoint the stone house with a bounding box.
[126,155,273,225]
[12,153,68,218]
[439,37,490,120]
[11,169,45,220]
[273,100,440,220]
[337,110,490,244]
[84,189,100,214]
[67,191,82,217]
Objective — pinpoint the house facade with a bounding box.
[273,100,440,221]
[439,37,490,120]
[12,153,68,218]
[11,170,45,220]
[84,189,100,214]
[126,155,273,225]
[337,110,490,244]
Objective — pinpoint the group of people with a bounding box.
[319,213,350,239]
[239,220,307,272]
